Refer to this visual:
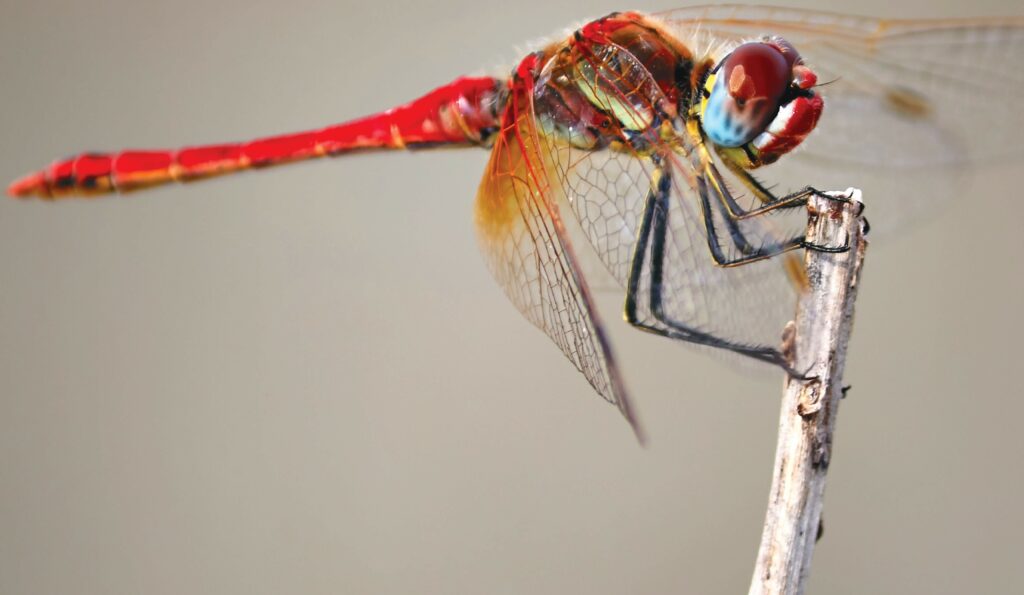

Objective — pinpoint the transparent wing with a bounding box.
[649,154,805,357]
[658,5,1024,231]
[474,84,643,440]
[548,141,804,360]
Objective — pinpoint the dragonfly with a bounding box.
[8,6,1023,441]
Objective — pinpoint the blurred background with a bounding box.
[1,1,1021,593]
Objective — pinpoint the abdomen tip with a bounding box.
[7,171,46,198]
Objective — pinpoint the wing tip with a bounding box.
[629,414,649,447]
[615,385,648,446]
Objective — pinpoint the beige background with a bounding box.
[2,1,1022,593]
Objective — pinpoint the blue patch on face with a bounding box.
[703,76,758,148]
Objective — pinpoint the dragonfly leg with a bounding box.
[623,168,793,369]
[715,195,759,256]
[699,172,853,260]
[714,156,866,221]
[689,156,780,256]
[699,158,814,256]
[701,166,805,256]
[697,177,812,267]
[709,160,814,220]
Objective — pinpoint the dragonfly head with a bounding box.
[700,37,824,168]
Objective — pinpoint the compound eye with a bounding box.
[702,42,792,147]
[724,43,791,105]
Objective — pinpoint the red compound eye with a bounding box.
[703,40,811,148]
[722,43,791,106]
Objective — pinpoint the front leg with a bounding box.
[715,151,865,221]
[702,160,854,256]
[707,149,814,220]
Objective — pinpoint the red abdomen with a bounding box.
[8,76,506,199]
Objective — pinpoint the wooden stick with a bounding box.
[748,189,869,595]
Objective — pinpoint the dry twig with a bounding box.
[749,189,869,595]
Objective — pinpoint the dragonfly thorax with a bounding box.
[532,13,697,154]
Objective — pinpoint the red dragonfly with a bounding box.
[8,6,1023,440]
